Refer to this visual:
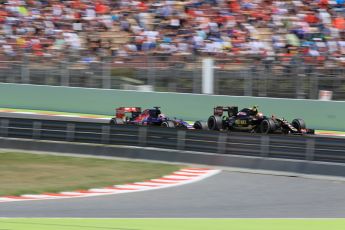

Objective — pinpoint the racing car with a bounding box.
[109,106,194,129]
[194,106,314,135]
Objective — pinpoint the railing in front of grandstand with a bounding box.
[0,54,344,100]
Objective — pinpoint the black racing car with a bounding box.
[194,106,314,135]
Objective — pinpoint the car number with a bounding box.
[235,120,247,125]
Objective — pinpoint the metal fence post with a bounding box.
[314,74,319,99]
[32,121,42,139]
[305,138,315,161]
[66,123,75,141]
[101,125,110,144]
[259,69,268,97]
[260,135,270,157]
[308,74,315,99]
[296,74,306,99]
[245,68,253,96]
[192,60,200,94]
[147,55,156,90]
[0,119,9,137]
[61,61,70,86]
[21,55,30,83]
[217,133,227,154]
[102,60,111,89]
[213,69,219,95]
[177,130,186,150]
[138,127,147,146]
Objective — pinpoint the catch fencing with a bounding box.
[0,54,344,100]
[1,117,345,164]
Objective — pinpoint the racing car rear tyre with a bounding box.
[292,118,306,131]
[260,118,276,134]
[161,121,175,128]
[193,121,208,130]
[110,118,124,125]
[208,115,223,130]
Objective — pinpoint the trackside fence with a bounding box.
[1,117,345,164]
[1,55,345,100]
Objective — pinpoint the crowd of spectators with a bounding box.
[0,0,344,68]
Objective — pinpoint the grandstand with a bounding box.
[0,0,344,98]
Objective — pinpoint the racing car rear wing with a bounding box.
[115,107,142,118]
[214,106,238,117]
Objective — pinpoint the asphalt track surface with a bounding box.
[1,170,345,218]
[1,112,345,217]
[0,111,340,137]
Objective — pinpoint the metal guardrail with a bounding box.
[1,117,345,164]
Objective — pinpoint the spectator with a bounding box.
[0,0,342,68]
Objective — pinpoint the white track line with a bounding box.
[0,168,221,203]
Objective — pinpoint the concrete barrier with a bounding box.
[1,83,344,130]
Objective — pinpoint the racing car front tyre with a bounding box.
[260,118,276,134]
[161,121,175,128]
[109,118,124,125]
[208,115,223,130]
[292,118,306,131]
[193,121,208,130]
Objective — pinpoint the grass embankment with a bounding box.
[0,219,344,230]
[0,152,183,196]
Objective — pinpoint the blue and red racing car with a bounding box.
[109,106,194,129]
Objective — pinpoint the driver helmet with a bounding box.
[252,105,259,114]
[158,113,166,119]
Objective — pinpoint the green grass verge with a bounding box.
[0,219,344,230]
[0,152,183,196]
